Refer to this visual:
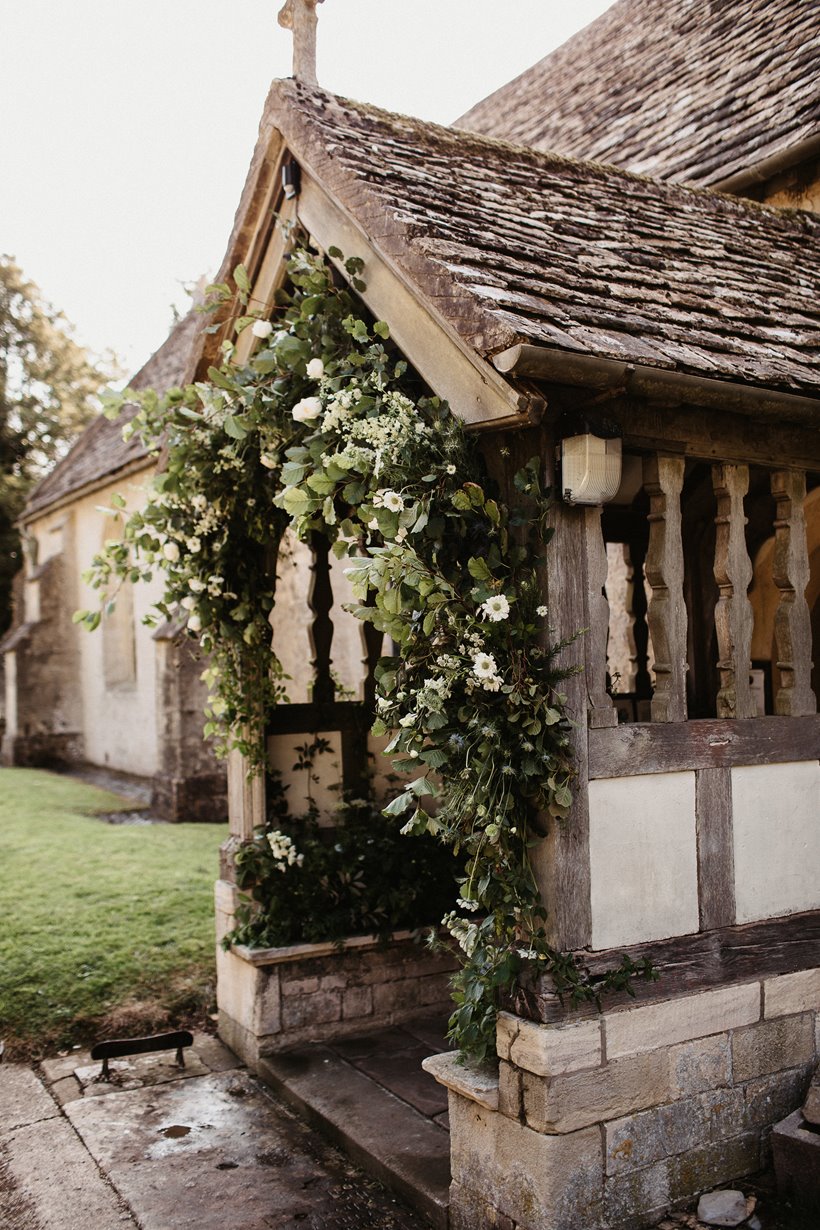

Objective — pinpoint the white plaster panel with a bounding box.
[732,761,820,924]
[75,472,162,775]
[589,772,699,949]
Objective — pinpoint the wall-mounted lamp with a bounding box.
[559,413,623,506]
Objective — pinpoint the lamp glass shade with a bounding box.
[561,434,623,505]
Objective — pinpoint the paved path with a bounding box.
[0,1035,428,1229]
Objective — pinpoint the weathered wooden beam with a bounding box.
[531,475,592,951]
[297,174,533,428]
[695,767,736,931]
[771,470,817,717]
[572,398,820,472]
[508,909,820,1023]
[493,343,820,425]
[643,455,688,722]
[585,506,617,729]
[588,714,820,778]
[712,463,755,719]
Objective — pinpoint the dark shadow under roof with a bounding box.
[455,0,820,189]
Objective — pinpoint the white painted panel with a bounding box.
[732,762,820,924]
[590,772,699,949]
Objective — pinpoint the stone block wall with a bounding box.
[429,967,820,1230]
[214,879,458,1068]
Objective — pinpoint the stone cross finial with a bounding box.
[278,0,324,86]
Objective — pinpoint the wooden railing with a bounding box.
[266,533,382,797]
[591,455,817,732]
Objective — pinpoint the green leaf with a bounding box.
[467,556,492,581]
[234,264,251,293]
[223,415,247,440]
[373,321,390,339]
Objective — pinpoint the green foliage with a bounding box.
[0,256,113,632]
[225,745,458,950]
[83,240,655,1058]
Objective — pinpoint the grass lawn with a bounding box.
[0,767,227,1058]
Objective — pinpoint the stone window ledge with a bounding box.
[422,1051,499,1111]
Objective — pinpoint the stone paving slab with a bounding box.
[260,1045,451,1230]
[1,1092,137,1230]
[73,1050,211,1096]
[0,1064,60,1131]
[66,1068,425,1230]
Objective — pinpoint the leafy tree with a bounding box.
[0,256,112,633]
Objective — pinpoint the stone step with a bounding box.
[259,1045,450,1229]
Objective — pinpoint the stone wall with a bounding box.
[427,968,820,1230]
[214,879,458,1069]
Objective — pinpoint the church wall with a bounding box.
[71,471,164,777]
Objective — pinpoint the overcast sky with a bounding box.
[1,1,613,376]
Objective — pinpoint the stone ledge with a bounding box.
[604,982,761,1061]
[422,1052,499,1111]
[232,929,428,966]
[764,967,820,1019]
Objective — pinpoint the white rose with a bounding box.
[252,319,273,339]
[306,358,324,379]
[188,614,202,633]
[292,397,322,423]
[163,542,180,563]
[181,596,197,611]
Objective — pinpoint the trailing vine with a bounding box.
[81,237,655,1061]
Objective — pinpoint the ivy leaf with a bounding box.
[467,556,492,582]
[233,264,251,293]
[223,415,247,440]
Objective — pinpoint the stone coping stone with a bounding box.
[260,1045,450,1229]
[232,928,426,966]
[422,1052,499,1112]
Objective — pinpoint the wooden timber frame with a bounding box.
[204,124,818,986]
[490,386,820,967]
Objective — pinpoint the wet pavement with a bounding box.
[0,1034,430,1229]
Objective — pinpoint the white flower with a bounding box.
[260,453,278,470]
[189,578,206,593]
[163,542,180,563]
[188,614,202,633]
[471,651,503,692]
[536,605,548,617]
[181,596,197,611]
[191,494,207,511]
[380,490,404,513]
[367,518,380,531]
[187,536,202,553]
[252,319,273,339]
[480,594,510,623]
[472,652,497,680]
[446,464,457,475]
[306,357,325,379]
[292,396,322,423]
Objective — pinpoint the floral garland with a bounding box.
[81,242,654,1060]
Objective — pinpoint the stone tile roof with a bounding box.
[266,83,820,401]
[455,0,820,189]
[23,308,202,522]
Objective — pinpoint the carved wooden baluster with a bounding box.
[629,535,653,702]
[308,532,335,705]
[771,470,816,716]
[585,506,617,727]
[643,455,688,722]
[361,616,383,710]
[712,463,755,719]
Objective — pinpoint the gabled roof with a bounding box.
[455,0,820,190]
[23,308,202,522]
[257,83,820,407]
